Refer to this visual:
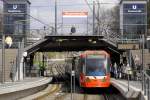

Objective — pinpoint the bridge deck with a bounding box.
[25,35,121,55]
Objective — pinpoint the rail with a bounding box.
[143,70,150,100]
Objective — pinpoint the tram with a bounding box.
[76,50,111,88]
[65,50,111,88]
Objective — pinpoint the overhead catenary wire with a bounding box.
[30,2,119,7]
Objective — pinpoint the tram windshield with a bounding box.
[85,55,106,76]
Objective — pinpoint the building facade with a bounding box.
[3,0,30,47]
[120,0,147,37]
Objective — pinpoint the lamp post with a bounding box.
[93,1,95,35]
[55,0,57,35]
[14,19,29,46]
[2,34,5,83]
[1,35,13,83]
[142,34,145,91]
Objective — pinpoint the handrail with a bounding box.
[143,71,150,79]
[102,31,121,46]
[143,70,150,100]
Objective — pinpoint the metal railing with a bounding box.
[143,70,150,100]
[117,34,142,43]
[26,28,54,45]
[102,31,121,46]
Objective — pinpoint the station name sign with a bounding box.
[117,43,140,50]
[123,4,146,13]
[7,4,26,13]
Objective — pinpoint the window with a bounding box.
[123,13,146,24]
[123,25,146,34]
[85,58,106,76]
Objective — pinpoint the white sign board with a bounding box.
[62,12,88,18]
[62,11,88,35]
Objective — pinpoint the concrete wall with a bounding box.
[0,49,18,82]
[131,49,150,69]
[0,85,47,100]
[0,78,51,100]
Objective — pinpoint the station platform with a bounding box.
[111,78,147,100]
[0,77,52,100]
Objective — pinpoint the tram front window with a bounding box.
[86,58,106,76]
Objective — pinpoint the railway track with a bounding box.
[35,77,124,100]
[35,84,62,100]
[103,94,109,100]
[37,61,125,100]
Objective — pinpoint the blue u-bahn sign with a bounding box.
[123,4,146,13]
[7,4,26,13]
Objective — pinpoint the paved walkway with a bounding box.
[0,78,43,87]
[114,79,142,90]
[0,77,52,94]
[111,78,147,100]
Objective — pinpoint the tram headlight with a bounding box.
[101,77,106,82]
[85,77,91,82]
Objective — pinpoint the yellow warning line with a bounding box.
[34,84,61,100]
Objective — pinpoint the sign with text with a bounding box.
[117,43,140,50]
[123,4,146,13]
[62,11,88,35]
[62,12,88,17]
[7,4,26,13]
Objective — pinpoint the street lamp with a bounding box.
[5,36,13,48]
[70,26,76,35]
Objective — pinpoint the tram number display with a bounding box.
[117,43,139,50]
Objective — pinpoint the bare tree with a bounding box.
[109,6,120,34]
[95,5,120,37]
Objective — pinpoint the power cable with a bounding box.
[30,2,118,7]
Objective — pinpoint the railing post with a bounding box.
[146,78,148,96]
[148,79,150,100]
[142,71,144,90]
[144,74,146,95]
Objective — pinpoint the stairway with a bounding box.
[0,49,17,82]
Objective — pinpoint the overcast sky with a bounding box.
[30,0,119,29]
